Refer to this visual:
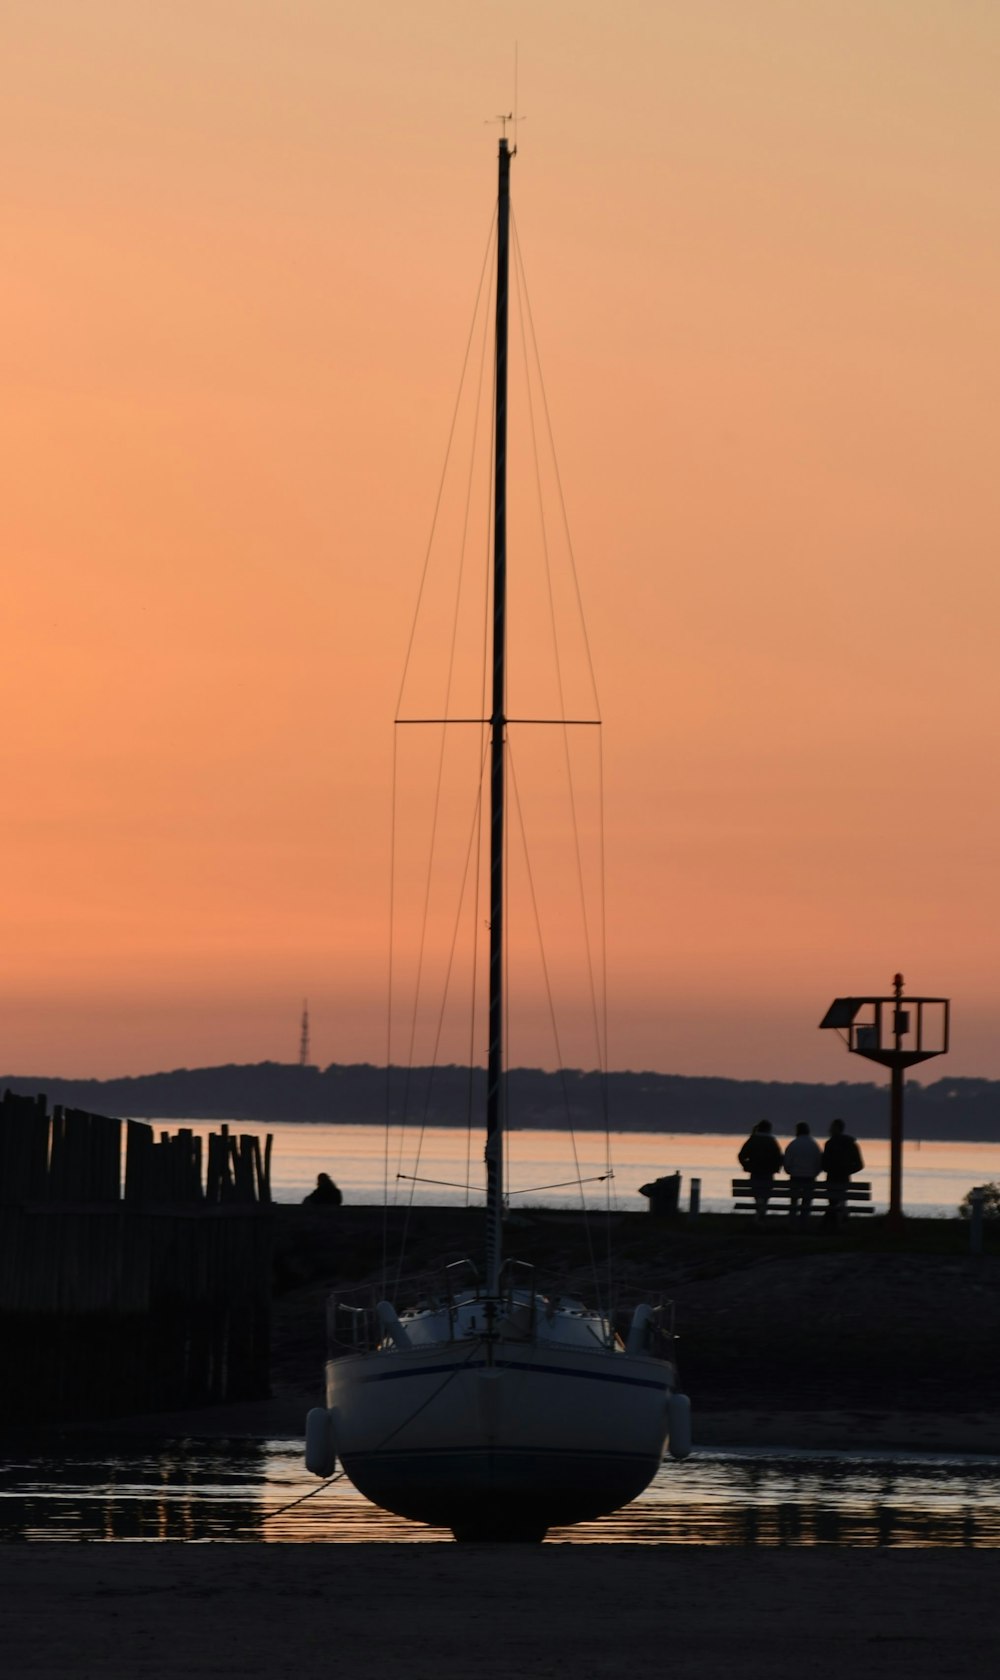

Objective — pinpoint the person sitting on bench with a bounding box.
[783,1122,822,1221]
[737,1120,783,1225]
[823,1119,864,1226]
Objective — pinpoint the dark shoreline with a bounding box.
[6,1206,997,1453]
[6,1060,1000,1140]
[54,1204,995,1455]
[270,1205,1000,1442]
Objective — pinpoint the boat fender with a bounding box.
[305,1406,338,1478]
[625,1303,654,1357]
[376,1300,412,1350]
[667,1392,692,1460]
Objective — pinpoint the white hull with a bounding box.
[316,1297,687,1540]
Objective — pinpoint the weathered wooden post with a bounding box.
[2,1095,274,1424]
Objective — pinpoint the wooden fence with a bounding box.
[0,1091,273,1425]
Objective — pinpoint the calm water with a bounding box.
[3,1442,999,1547]
[146,1121,998,1218]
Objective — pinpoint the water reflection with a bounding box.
[0,1440,270,1544]
[581,1452,1000,1548]
[2,1442,999,1546]
[149,1120,1000,1215]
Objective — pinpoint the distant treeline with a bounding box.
[3,1063,1000,1143]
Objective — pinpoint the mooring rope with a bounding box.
[258,1469,345,1526]
[251,1345,478,1535]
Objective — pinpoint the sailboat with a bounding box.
[305,136,691,1542]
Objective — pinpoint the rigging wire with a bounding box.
[462,762,484,1212]
[398,1172,482,1193]
[393,396,487,1188]
[505,736,604,1317]
[392,737,492,1299]
[511,217,614,1304]
[256,1471,345,1529]
[511,218,607,1083]
[370,1343,480,1451]
[510,211,603,715]
[388,213,497,1240]
[394,207,498,717]
[597,730,615,1311]
[381,730,400,1296]
[260,1344,481,1533]
[383,189,616,1316]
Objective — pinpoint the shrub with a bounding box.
[958,1182,1000,1219]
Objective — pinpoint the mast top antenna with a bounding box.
[486,110,524,151]
[488,46,523,149]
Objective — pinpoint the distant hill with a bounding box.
[3,1062,1000,1142]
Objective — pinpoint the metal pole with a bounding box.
[887,970,905,1227]
[888,1062,904,1226]
[485,137,511,1298]
[689,1178,701,1218]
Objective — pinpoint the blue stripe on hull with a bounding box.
[351,1357,667,1391]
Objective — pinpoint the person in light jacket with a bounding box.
[738,1119,784,1224]
[783,1122,822,1221]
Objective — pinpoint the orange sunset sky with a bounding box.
[3,2,999,1083]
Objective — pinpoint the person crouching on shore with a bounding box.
[303,1171,343,1207]
[783,1122,822,1221]
[738,1120,784,1225]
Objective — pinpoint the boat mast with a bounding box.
[486,135,512,1297]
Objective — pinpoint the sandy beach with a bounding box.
[1,1543,995,1679]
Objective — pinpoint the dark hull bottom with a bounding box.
[342,1446,662,1541]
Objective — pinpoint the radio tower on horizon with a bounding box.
[299,999,311,1068]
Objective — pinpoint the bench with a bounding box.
[731,1178,874,1217]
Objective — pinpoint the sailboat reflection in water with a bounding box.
[305,135,691,1542]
